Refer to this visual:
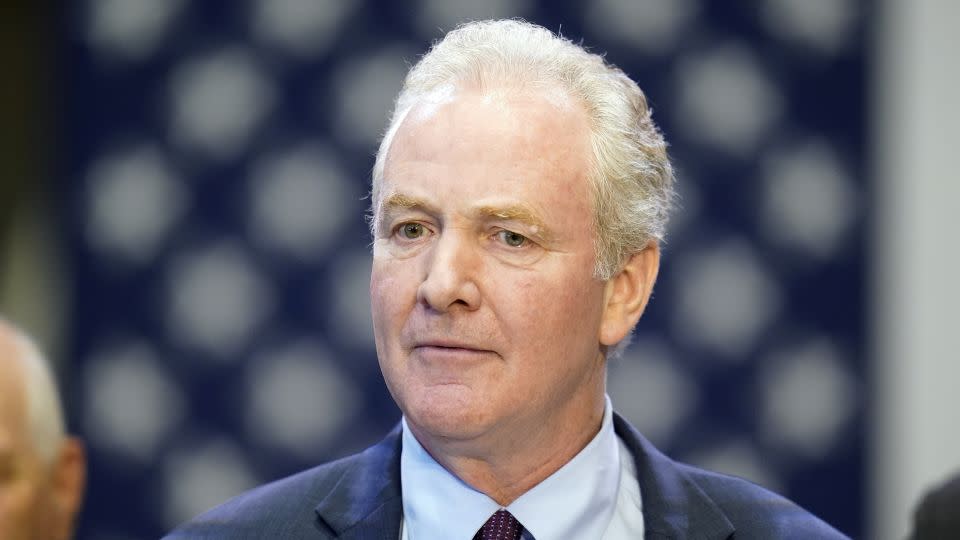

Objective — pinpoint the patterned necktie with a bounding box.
[472,509,524,540]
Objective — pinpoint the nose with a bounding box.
[417,229,481,312]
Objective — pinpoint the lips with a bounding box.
[414,339,491,352]
[411,339,498,362]
[402,321,498,357]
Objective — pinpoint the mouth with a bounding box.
[415,343,490,352]
[412,342,496,358]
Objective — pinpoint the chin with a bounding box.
[403,385,495,442]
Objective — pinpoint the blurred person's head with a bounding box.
[0,320,85,540]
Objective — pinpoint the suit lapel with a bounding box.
[614,414,735,540]
[314,426,404,540]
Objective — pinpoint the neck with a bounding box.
[409,385,606,506]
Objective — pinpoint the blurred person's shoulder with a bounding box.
[910,471,960,539]
[162,427,401,539]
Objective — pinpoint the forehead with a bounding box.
[391,86,588,159]
[381,86,594,213]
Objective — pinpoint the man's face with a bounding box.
[0,354,55,540]
[371,87,613,447]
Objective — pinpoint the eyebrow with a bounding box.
[377,193,554,240]
[379,193,436,214]
[474,204,552,239]
[375,193,437,232]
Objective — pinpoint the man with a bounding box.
[0,319,86,540]
[165,20,847,539]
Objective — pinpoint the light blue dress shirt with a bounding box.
[399,396,644,540]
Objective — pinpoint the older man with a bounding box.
[0,320,86,540]
[165,20,846,539]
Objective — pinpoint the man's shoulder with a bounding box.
[161,457,351,539]
[162,428,402,539]
[613,413,848,539]
[676,462,848,539]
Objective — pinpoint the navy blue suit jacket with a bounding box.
[163,414,848,539]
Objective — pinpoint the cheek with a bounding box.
[370,262,405,318]
[370,258,421,348]
[499,276,562,336]
[502,267,603,350]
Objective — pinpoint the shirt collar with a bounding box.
[400,419,500,540]
[400,396,621,540]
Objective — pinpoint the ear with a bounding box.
[599,242,660,346]
[51,437,86,540]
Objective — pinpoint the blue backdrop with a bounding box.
[63,1,867,538]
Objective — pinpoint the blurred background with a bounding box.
[1,0,956,539]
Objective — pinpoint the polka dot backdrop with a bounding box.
[63,0,867,537]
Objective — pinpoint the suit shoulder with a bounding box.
[164,427,402,539]
[161,454,360,539]
[678,463,849,539]
[911,472,960,538]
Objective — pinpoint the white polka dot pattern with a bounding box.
[66,1,867,537]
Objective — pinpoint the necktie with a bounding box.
[473,509,524,540]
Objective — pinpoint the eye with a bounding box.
[398,222,426,239]
[497,230,527,247]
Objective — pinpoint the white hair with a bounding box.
[372,19,676,279]
[4,321,66,463]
